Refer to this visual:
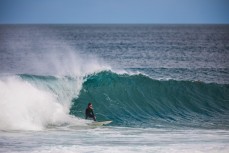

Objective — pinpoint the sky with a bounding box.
[0,0,229,24]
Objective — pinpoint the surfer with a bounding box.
[85,103,96,121]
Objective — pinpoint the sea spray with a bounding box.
[0,49,110,130]
[23,47,110,76]
[0,76,72,130]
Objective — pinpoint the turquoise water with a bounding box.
[70,71,229,128]
[0,24,229,152]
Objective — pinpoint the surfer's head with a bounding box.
[88,103,92,108]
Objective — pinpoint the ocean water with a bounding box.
[0,24,229,153]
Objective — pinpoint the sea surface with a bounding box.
[0,24,229,153]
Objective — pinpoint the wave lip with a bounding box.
[70,71,229,129]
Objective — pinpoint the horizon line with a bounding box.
[1,23,229,25]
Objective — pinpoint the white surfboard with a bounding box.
[89,120,112,126]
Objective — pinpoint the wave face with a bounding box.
[1,71,228,130]
[70,71,229,129]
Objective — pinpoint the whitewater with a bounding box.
[0,24,229,153]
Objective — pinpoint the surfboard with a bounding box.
[89,120,112,126]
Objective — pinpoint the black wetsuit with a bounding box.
[85,108,96,121]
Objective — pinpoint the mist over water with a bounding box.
[0,48,111,131]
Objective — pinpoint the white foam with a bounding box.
[0,76,85,131]
[7,142,229,153]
